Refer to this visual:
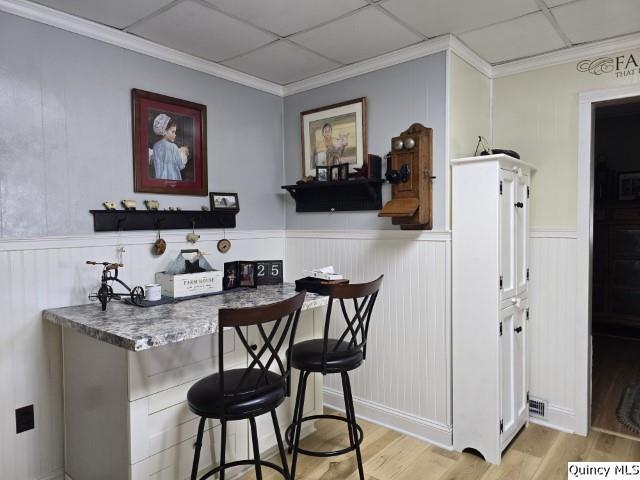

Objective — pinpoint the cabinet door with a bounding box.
[516,175,529,296]
[500,170,517,303]
[499,303,527,449]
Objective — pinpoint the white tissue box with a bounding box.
[155,270,223,298]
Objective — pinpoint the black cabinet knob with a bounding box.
[250,344,258,351]
[514,326,523,333]
[514,202,524,208]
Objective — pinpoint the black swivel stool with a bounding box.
[286,276,383,480]
[187,290,306,480]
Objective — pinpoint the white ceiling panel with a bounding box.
[381,0,539,37]
[203,0,367,36]
[32,0,172,29]
[542,0,574,7]
[459,12,565,63]
[551,0,640,44]
[223,41,340,84]
[129,1,276,62]
[291,7,422,64]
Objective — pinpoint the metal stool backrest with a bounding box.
[322,275,383,369]
[217,290,306,406]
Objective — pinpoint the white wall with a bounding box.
[493,47,640,229]
[283,53,448,230]
[449,53,492,159]
[285,230,453,446]
[0,231,285,480]
[528,231,578,431]
[0,11,285,238]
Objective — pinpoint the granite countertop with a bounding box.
[43,284,328,352]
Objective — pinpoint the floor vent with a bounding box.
[528,397,548,418]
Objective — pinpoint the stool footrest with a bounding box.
[197,459,288,480]
[285,414,364,457]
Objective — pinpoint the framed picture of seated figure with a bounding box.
[301,97,367,178]
[132,89,208,195]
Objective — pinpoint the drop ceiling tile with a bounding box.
[129,1,276,62]
[290,7,422,65]
[552,0,640,44]
[381,0,539,37]
[543,0,574,6]
[223,41,339,84]
[204,0,367,36]
[459,12,565,63]
[32,0,172,29]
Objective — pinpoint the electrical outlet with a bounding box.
[16,405,34,434]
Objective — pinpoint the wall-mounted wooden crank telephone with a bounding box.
[378,123,434,229]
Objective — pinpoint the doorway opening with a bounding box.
[591,97,640,439]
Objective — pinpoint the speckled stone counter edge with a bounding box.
[43,285,328,352]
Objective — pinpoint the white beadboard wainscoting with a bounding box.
[285,229,454,448]
[0,230,284,480]
[528,229,579,433]
[2,227,581,479]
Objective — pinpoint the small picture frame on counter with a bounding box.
[210,192,240,212]
[223,261,258,290]
[316,166,330,182]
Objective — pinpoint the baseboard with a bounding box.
[37,471,64,480]
[323,387,453,449]
[529,404,576,434]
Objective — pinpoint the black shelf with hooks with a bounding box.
[282,178,384,212]
[89,210,236,232]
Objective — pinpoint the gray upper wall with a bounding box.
[0,12,284,238]
[283,52,447,230]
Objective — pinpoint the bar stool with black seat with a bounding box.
[286,276,383,480]
[187,290,306,480]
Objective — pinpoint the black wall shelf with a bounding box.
[90,210,236,232]
[282,178,383,213]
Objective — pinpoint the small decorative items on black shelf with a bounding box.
[223,260,283,290]
[316,163,349,182]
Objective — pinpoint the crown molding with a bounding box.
[0,0,284,96]
[448,35,493,78]
[282,35,451,96]
[493,31,640,78]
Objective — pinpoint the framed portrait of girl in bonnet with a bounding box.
[132,89,208,195]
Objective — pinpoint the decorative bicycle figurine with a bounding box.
[86,261,144,311]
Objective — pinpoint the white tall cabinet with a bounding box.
[451,154,535,464]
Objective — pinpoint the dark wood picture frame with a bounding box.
[210,192,240,212]
[301,97,367,178]
[132,89,208,196]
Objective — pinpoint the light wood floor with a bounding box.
[592,334,640,438]
[240,409,640,480]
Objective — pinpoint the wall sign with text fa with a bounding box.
[256,260,283,285]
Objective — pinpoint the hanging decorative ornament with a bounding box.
[217,228,231,253]
[217,238,231,253]
[152,228,166,256]
[186,221,200,244]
